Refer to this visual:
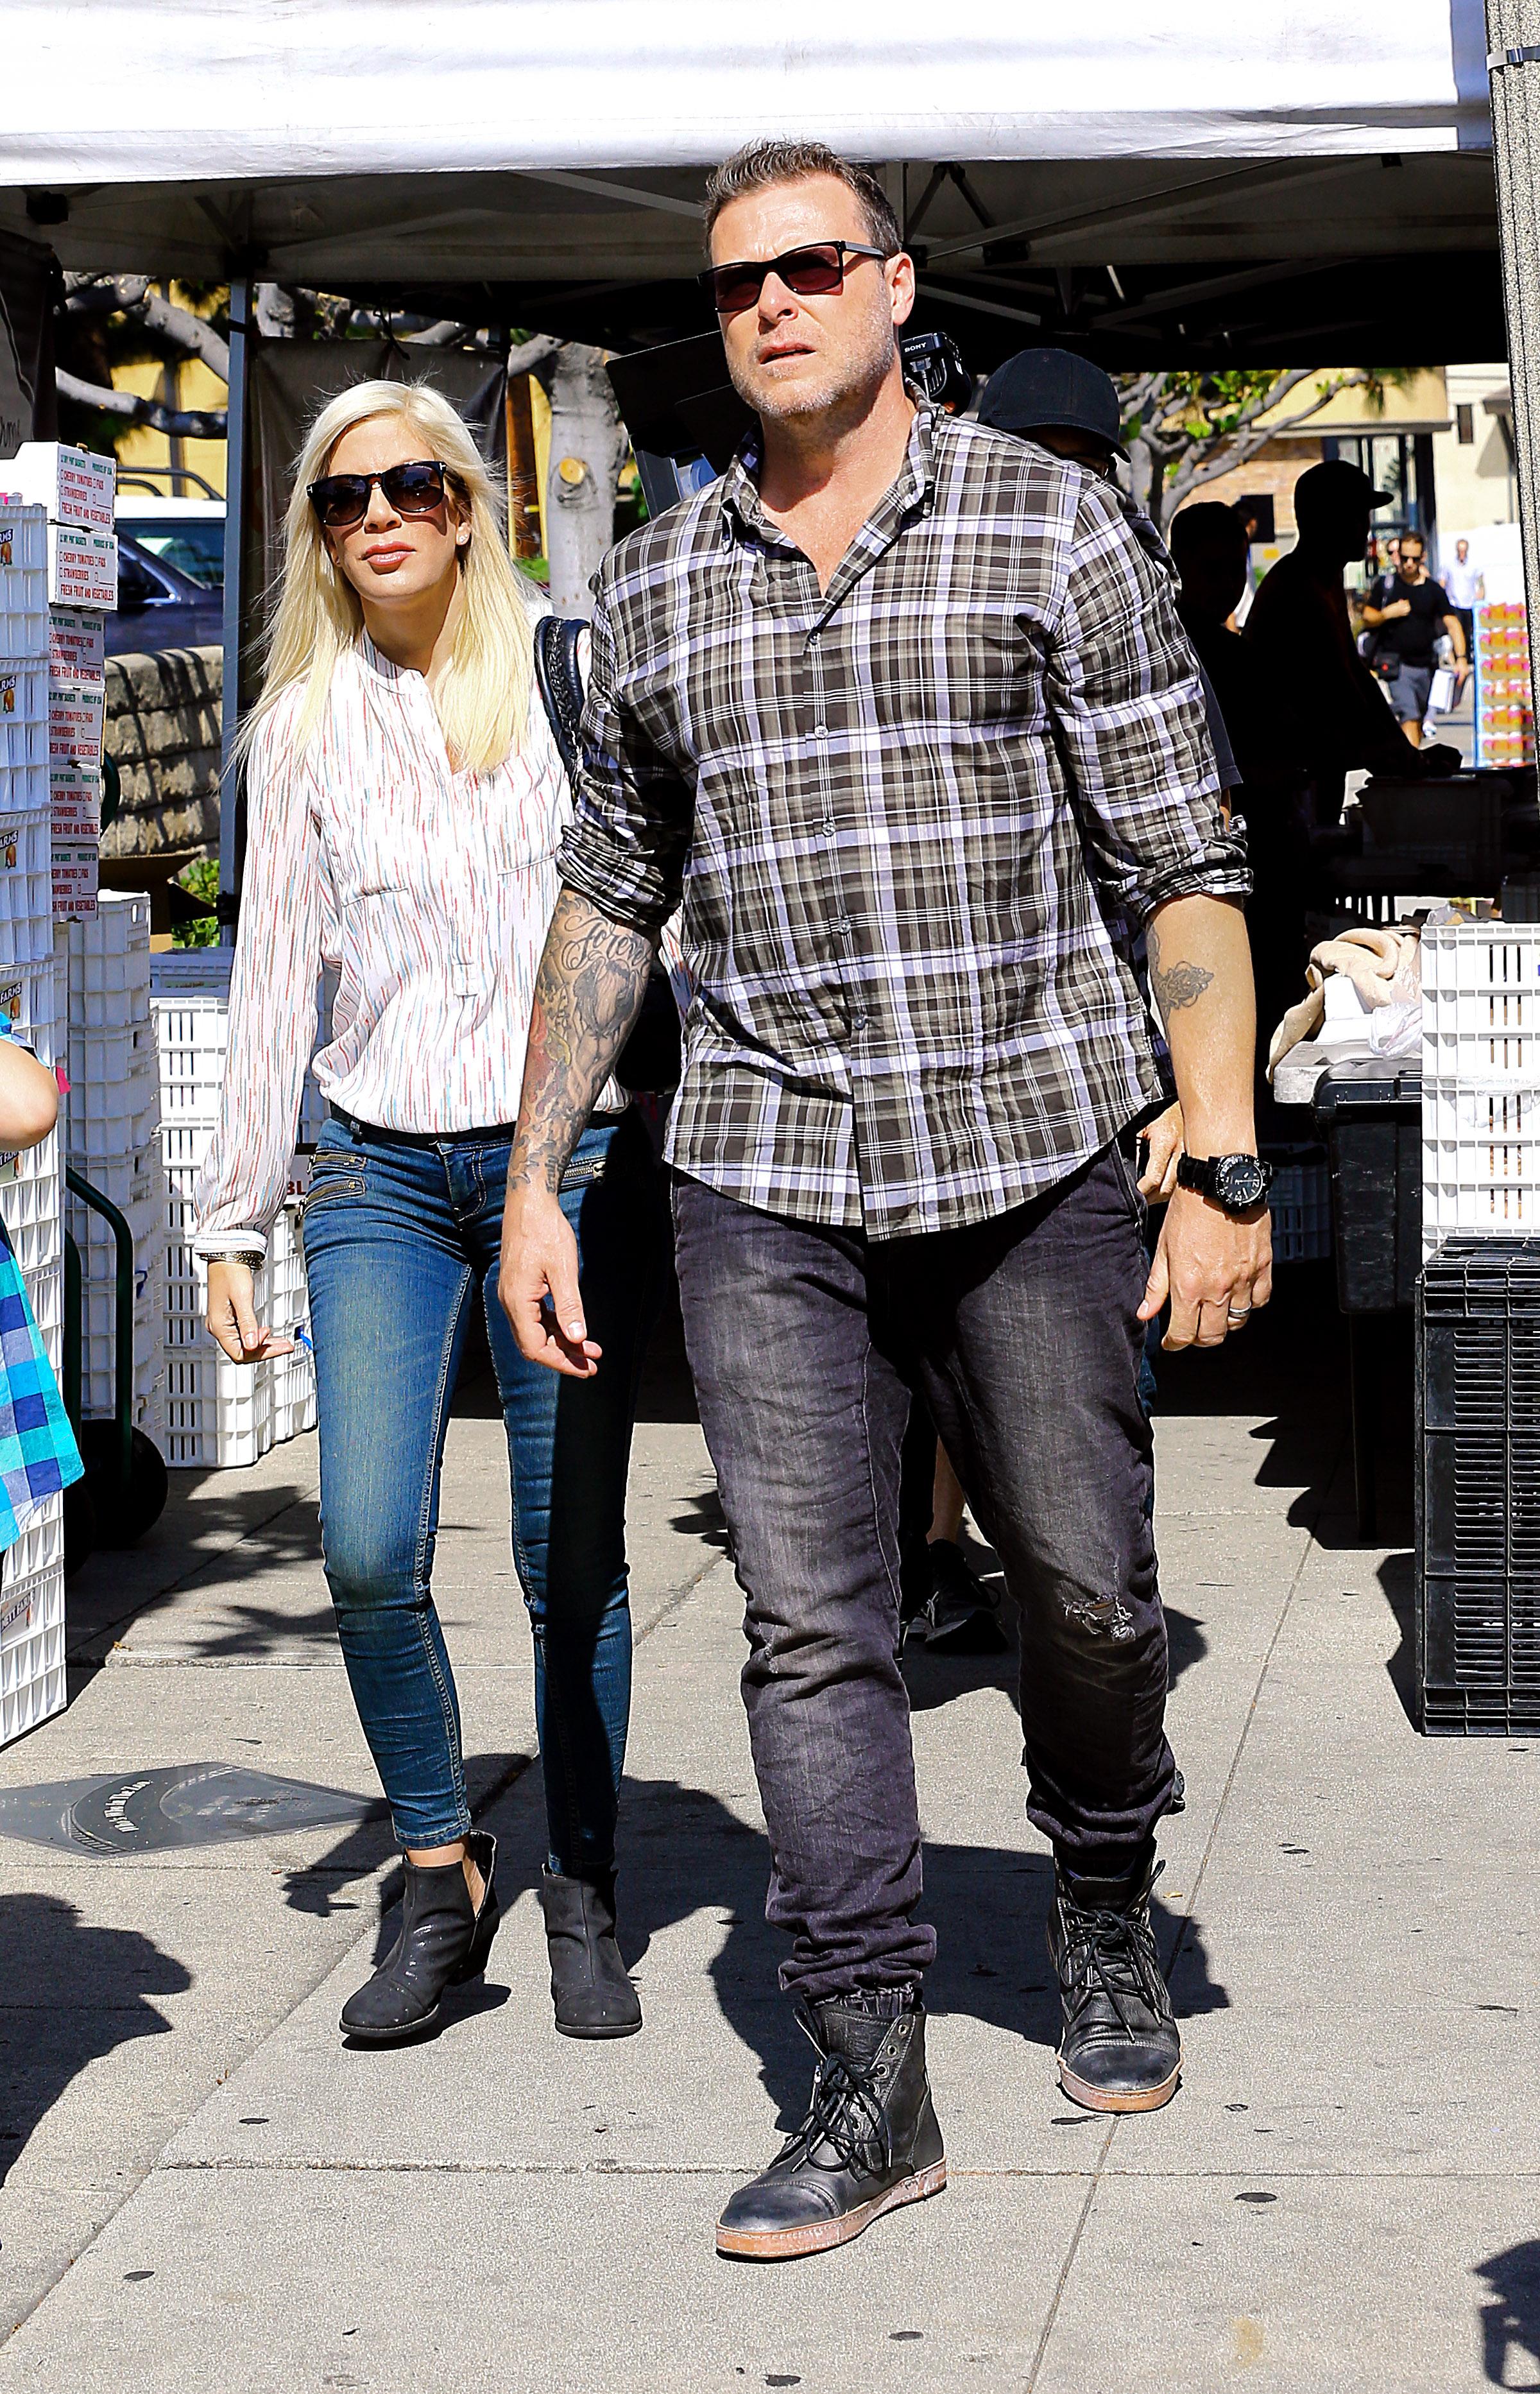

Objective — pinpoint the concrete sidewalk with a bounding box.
[0,1282,1534,2390]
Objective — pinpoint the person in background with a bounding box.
[1358,526,1469,748]
[194,379,663,2051]
[0,1028,81,1554]
[502,140,1268,2261]
[1169,504,1306,1075]
[1439,535,1484,681]
[1245,460,1462,817]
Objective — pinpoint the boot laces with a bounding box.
[777,2008,893,2175]
[1058,1861,1168,2041]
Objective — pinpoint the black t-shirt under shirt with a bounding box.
[1372,573,1453,667]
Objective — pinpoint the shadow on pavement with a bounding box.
[1475,2239,1540,2389]
[616,1778,1231,2128]
[0,1893,192,2183]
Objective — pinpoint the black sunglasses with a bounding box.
[307,459,454,530]
[698,241,893,318]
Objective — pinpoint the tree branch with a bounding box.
[55,368,227,439]
[61,273,229,379]
[507,332,562,379]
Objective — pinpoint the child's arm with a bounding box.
[0,1038,57,1152]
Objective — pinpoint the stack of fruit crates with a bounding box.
[5,442,117,922]
[1417,924,1540,1731]
[150,949,316,1467]
[1421,923,1540,1253]
[60,891,166,1445]
[1473,600,1534,770]
[0,479,66,1743]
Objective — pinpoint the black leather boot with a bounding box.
[715,1996,946,2261]
[1047,1850,1181,2113]
[538,1866,642,2040]
[340,1831,500,2045]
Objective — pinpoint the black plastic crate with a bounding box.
[1312,1058,1422,1313]
[1417,1237,1540,1732]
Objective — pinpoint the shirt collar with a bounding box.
[717,396,940,543]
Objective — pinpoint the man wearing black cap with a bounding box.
[1245,458,1461,814]
[977,345,1130,476]
[977,349,1244,802]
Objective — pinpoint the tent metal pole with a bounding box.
[218,276,250,947]
[1487,1,1540,727]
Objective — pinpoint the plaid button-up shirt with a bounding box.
[559,404,1249,1239]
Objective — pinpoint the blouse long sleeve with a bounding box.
[192,705,325,1258]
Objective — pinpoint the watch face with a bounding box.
[1213,1155,1269,1211]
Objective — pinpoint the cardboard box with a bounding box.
[47,608,105,687]
[47,687,104,770]
[46,527,117,612]
[49,764,99,840]
[4,443,116,535]
[51,842,98,917]
[50,802,98,845]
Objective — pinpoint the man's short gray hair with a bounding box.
[703,141,902,257]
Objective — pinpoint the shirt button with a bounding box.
[849,1011,869,1032]
[811,723,829,741]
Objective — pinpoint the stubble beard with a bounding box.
[728,314,898,436]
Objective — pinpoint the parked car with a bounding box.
[106,534,223,659]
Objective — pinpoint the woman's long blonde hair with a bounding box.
[244,377,536,774]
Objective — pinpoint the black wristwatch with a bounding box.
[1175,1152,1273,1215]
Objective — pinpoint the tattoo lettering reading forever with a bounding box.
[509,889,654,1193]
[1147,926,1215,1017]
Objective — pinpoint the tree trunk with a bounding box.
[540,342,626,621]
[1125,433,1159,528]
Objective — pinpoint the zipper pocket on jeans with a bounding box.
[299,1172,366,1218]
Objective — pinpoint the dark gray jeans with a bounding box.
[672,1144,1174,2002]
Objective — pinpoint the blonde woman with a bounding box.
[193,380,662,2045]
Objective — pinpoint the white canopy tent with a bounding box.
[1,2,1494,289]
[2,0,1522,911]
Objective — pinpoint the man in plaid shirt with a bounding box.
[502,139,1270,2262]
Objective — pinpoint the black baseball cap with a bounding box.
[1292,458,1392,517]
[976,347,1128,461]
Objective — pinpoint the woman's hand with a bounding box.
[1137,1102,1185,1202]
[205,1261,295,1364]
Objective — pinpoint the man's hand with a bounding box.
[498,1185,602,1378]
[1136,1101,1184,1201]
[1138,1187,1272,1349]
[205,1261,295,1365]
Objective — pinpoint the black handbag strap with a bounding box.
[533,612,586,781]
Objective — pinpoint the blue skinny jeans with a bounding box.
[301,1107,662,1871]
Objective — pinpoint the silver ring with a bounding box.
[1228,1305,1253,1322]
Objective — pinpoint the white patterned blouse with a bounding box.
[193,630,632,1259]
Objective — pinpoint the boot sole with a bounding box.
[340,1964,493,2046]
[340,2001,445,2046]
[715,2160,947,2261]
[554,2014,643,2041]
[1057,2055,1181,2114]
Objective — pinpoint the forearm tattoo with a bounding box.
[510,889,654,1193]
[1147,923,1215,1017]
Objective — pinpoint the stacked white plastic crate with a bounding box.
[0,481,65,1741]
[150,949,316,1467]
[6,442,117,924]
[1422,924,1540,1253]
[61,892,166,1443]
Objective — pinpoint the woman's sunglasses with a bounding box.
[307,459,453,531]
[698,241,893,318]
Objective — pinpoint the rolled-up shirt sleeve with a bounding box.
[1047,476,1251,923]
[192,702,323,1259]
[556,569,694,937]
